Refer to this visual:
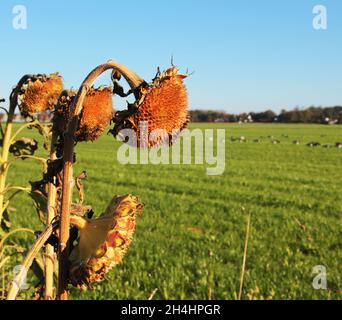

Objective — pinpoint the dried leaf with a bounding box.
[29,189,47,225]
[9,138,38,157]
[28,121,52,150]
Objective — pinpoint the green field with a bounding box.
[4,123,342,300]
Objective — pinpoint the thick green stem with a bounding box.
[0,75,33,225]
[0,93,17,224]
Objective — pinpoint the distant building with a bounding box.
[324,117,338,125]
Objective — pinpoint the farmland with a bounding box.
[5,123,342,300]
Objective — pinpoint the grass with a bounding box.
[3,123,342,300]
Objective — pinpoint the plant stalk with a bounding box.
[57,60,144,300]
[0,75,32,225]
[44,131,58,300]
[0,99,15,224]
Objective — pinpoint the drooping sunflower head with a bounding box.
[53,86,113,142]
[19,73,63,116]
[69,194,143,289]
[111,66,189,148]
[77,86,114,142]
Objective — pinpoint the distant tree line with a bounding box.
[1,106,342,124]
[0,110,52,123]
[190,106,342,124]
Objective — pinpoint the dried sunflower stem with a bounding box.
[6,222,58,300]
[58,60,144,300]
[45,131,58,300]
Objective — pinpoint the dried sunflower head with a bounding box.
[69,194,143,289]
[77,87,113,142]
[53,86,113,142]
[111,66,189,148]
[19,73,63,116]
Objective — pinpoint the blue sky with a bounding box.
[0,0,341,113]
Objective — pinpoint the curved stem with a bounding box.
[7,156,48,174]
[0,186,31,196]
[8,121,37,146]
[1,244,24,257]
[0,156,46,195]
[12,156,47,171]
[6,222,58,300]
[70,60,144,119]
[58,60,145,300]
[13,155,47,162]
[0,256,10,271]
[0,228,35,249]
[0,107,9,117]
